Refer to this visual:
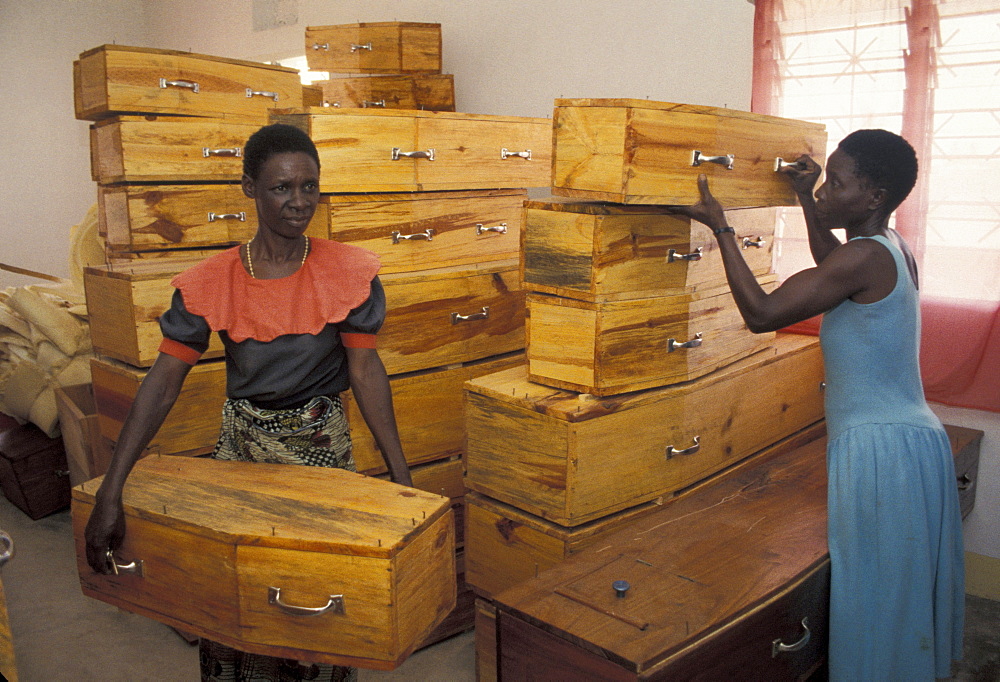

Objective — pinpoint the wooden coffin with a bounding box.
[464,333,825,526]
[271,108,551,193]
[551,98,827,206]
[74,44,303,122]
[90,115,261,185]
[492,434,830,680]
[344,352,524,475]
[53,384,104,487]
[377,260,525,375]
[71,456,455,669]
[526,276,777,396]
[98,183,328,253]
[392,457,467,549]
[305,22,442,74]
[315,74,455,111]
[321,189,525,274]
[91,356,225,457]
[84,257,224,367]
[945,423,983,519]
[0,423,70,520]
[523,201,776,301]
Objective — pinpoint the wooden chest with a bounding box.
[98,183,329,253]
[74,44,303,122]
[465,334,825,526]
[91,356,226,457]
[944,423,983,519]
[0,423,70,520]
[305,22,442,74]
[526,277,777,396]
[90,115,261,185]
[271,108,551,193]
[316,74,455,111]
[72,456,455,669]
[345,352,524,475]
[491,434,831,680]
[523,201,776,301]
[321,189,525,274]
[84,257,224,367]
[377,260,525,375]
[551,98,827,206]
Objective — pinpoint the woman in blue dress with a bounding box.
[677,129,964,680]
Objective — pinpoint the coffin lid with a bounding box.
[553,98,827,131]
[271,107,550,125]
[79,44,300,74]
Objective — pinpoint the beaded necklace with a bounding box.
[245,236,309,279]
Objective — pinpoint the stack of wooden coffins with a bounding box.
[462,99,830,677]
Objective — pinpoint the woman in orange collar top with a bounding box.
[85,123,411,682]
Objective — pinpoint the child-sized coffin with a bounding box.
[71,456,455,669]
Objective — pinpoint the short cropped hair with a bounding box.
[837,129,918,216]
[242,123,320,180]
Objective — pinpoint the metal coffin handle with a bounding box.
[772,617,811,657]
[246,88,280,102]
[742,236,766,249]
[667,332,703,352]
[666,435,701,459]
[958,474,973,491]
[476,222,508,235]
[362,99,387,108]
[0,531,13,567]
[392,147,435,161]
[350,42,373,53]
[691,150,734,170]
[208,212,246,223]
[451,306,489,324]
[311,42,330,51]
[501,148,531,160]
[667,247,703,263]
[391,228,435,244]
[159,78,199,93]
[203,147,242,158]
[774,157,806,172]
[268,586,345,616]
[105,549,144,577]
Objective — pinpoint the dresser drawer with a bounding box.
[74,44,303,122]
[378,261,525,375]
[322,189,525,273]
[90,116,261,185]
[272,108,551,192]
[316,74,454,111]
[551,99,827,207]
[305,22,442,74]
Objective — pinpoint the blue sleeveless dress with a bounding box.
[820,234,964,680]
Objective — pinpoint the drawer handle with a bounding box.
[668,332,703,352]
[666,435,700,459]
[392,147,435,161]
[268,586,345,616]
[362,99,387,108]
[773,617,811,657]
[203,147,242,158]
[958,474,973,491]
[742,236,767,249]
[501,148,532,160]
[159,77,199,93]
[476,222,508,235]
[350,42,373,52]
[668,247,703,263]
[246,88,279,102]
[451,306,490,324]
[207,212,246,222]
[0,531,13,566]
[391,228,435,243]
[691,150,734,170]
[774,157,806,172]
[311,42,330,51]
[105,549,144,578]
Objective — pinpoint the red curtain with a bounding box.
[753,0,1000,412]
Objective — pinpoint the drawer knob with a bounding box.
[501,148,532,160]
[268,586,345,616]
[104,549,144,578]
[691,150,734,170]
[742,236,767,250]
[451,307,490,324]
[207,212,246,223]
[667,332,703,352]
[350,42,373,53]
[774,157,806,172]
[666,435,701,459]
[159,77,199,93]
[246,88,280,102]
[392,147,435,161]
[391,228,435,244]
[203,147,242,158]
[667,247,703,263]
[612,579,630,598]
[772,617,811,657]
[476,222,508,236]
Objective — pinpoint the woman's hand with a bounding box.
[84,495,126,574]
[674,174,728,232]
[778,154,822,196]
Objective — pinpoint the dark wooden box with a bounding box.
[0,421,71,519]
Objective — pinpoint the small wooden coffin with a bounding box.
[74,44,303,122]
[90,116,261,185]
[551,98,827,206]
[0,423,70,520]
[377,260,525,375]
[492,435,830,680]
[945,424,983,519]
[526,277,777,396]
[53,384,104,487]
[464,334,825,526]
[98,183,328,253]
[321,189,525,274]
[72,456,455,669]
[90,356,226,457]
[344,352,524,475]
[271,108,551,193]
[305,22,442,74]
[315,74,455,111]
[84,257,224,367]
[523,201,776,301]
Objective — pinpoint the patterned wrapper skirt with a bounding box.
[200,395,358,682]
